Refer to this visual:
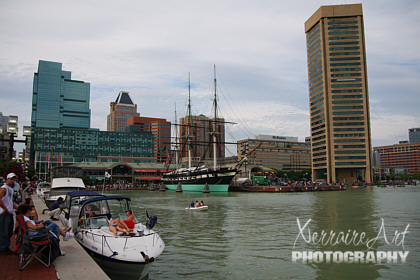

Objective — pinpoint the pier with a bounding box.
[0,195,109,280]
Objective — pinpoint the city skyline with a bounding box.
[0,1,419,155]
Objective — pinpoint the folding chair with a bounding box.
[15,215,52,271]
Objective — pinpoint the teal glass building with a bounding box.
[30,61,156,178]
[32,60,91,129]
[32,127,154,163]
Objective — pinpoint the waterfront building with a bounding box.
[127,116,171,163]
[32,127,155,179]
[409,128,420,143]
[305,4,373,183]
[72,161,175,184]
[179,114,225,163]
[373,142,420,176]
[30,61,155,178]
[107,91,139,132]
[32,60,91,129]
[237,135,311,172]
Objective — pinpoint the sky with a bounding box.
[0,0,419,156]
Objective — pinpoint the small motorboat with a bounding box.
[36,182,51,201]
[67,195,164,264]
[185,205,208,211]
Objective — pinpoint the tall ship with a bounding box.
[162,67,237,192]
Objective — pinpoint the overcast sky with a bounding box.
[1,0,419,156]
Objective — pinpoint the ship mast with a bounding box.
[174,102,179,169]
[212,65,218,170]
[187,73,192,169]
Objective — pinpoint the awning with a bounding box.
[136,169,159,172]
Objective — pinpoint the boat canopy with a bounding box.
[77,196,132,220]
[67,190,103,198]
[64,191,105,219]
[79,196,131,206]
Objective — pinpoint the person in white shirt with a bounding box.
[0,173,19,254]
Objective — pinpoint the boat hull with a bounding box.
[185,206,208,211]
[74,226,165,264]
[162,168,236,192]
[167,184,229,192]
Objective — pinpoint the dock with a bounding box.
[0,195,110,280]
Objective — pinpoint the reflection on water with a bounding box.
[103,186,420,279]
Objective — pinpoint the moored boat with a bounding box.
[36,182,51,201]
[69,195,165,264]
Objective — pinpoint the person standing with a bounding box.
[0,173,19,254]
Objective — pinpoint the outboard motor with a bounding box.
[146,214,158,229]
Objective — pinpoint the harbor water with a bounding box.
[106,186,420,280]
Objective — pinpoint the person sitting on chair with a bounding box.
[109,218,131,237]
[18,204,73,241]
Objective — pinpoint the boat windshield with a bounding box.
[83,217,109,229]
[49,187,84,197]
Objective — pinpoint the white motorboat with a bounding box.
[36,182,51,201]
[69,195,165,264]
[45,177,85,207]
[185,205,208,211]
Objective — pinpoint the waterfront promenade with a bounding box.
[0,195,109,280]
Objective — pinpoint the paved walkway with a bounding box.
[0,195,109,280]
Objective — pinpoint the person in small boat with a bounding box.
[109,218,131,237]
[124,210,135,229]
[195,200,199,207]
[189,201,195,208]
[199,201,205,207]
[17,204,73,241]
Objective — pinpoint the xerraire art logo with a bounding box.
[292,218,410,264]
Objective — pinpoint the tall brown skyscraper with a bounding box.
[305,4,372,183]
[107,91,139,132]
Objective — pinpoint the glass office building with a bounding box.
[32,60,91,129]
[30,61,156,177]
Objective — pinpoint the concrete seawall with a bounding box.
[32,195,110,280]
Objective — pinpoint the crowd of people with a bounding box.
[0,173,74,256]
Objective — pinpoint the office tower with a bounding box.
[31,60,91,129]
[237,135,311,172]
[305,4,372,183]
[107,91,139,132]
[179,114,225,162]
[30,61,154,174]
[126,116,171,163]
[409,128,420,143]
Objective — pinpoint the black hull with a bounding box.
[162,167,237,185]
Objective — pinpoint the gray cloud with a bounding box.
[0,0,419,150]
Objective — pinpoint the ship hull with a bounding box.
[162,168,236,192]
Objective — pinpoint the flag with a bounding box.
[46,155,49,161]
[58,155,61,162]
[105,172,111,178]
